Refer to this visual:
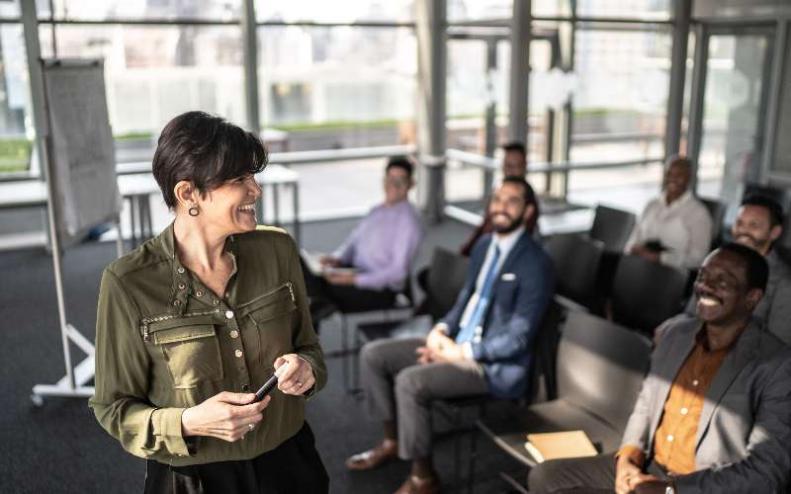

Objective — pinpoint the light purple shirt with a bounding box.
[333,200,423,291]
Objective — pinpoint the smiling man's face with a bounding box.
[694,250,760,325]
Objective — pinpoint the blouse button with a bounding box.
[666,435,674,442]
[230,330,239,339]
[234,349,243,358]
[177,267,185,274]
[692,379,699,387]
[680,407,689,416]
[178,283,186,290]
[173,300,181,306]
[225,310,234,319]
[196,290,204,297]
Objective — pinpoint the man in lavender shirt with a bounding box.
[304,156,424,324]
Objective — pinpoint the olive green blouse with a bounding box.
[89,223,326,466]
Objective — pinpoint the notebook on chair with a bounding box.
[524,431,598,463]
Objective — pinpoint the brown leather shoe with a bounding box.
[345,441,399,471]
[394,474,440,494]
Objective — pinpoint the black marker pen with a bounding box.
[254,362,289,402]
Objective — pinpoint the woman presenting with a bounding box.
[90,111,328,493]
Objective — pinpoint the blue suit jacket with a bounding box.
[441,231,555,399]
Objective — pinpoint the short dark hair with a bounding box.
[502,141,526,156]
[152,111,268,209]
[717,242,769,292]
[741,194,784,227]
[386,155,414,179]
[666,155,692,172]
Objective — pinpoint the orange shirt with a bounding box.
[651,331,730,474]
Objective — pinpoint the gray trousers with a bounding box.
[528,453,669,494]
[360,337,489,460]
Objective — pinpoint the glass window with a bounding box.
[577,0,671,20]
[39,25,245,163]
[533,0,572,18]
[256,0,414,23]
[0,23,33,175]
[448,0,512,23]
[0,1,19,18]
[569,28,671,165]
[258,26,417,151]
[38,0,241,21]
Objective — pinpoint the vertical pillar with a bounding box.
[483,37,498,197]
[242,0,261,134]
[415,0,447,223]
[664,0,691,158]
[508,0,532,145]
[21,0,47,174]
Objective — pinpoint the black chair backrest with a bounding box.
[610,254,688,334]
[545,234,604,310]
[556,311,652,431]
[422,247,469,320]
[589,204,637,253]
[700,196,725,247]
[528,298,566,403]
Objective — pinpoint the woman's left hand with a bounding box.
[274,354,315,396]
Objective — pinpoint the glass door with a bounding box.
[688,26,775,217]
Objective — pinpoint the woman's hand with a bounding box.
[274,354,315,395]
[181,391,270,442]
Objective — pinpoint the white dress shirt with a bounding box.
[439,227,525,360]
[625,190,712,270]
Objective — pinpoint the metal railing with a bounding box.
[114,144,416,175]
[447,148,663,175]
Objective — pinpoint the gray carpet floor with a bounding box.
[0,216,527,494]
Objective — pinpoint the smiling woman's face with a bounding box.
[192,174,262,235]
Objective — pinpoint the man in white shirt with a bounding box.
[625,156,712,271]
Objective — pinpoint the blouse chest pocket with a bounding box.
[145,315,224,389]
[238,283,297,350]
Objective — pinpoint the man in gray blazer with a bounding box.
[529,243,791,494]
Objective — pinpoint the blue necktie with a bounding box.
[456,245,501,344]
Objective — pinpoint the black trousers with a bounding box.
[144,423,328,494]
[527,453,669,494]
[300,257,396,314]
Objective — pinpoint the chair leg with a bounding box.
[352,319,361,391]
[454,407,462,492]
[341,316,349,392]
[468,424,478,494]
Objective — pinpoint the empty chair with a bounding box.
[589,204,637,253]
[700,196,725,248]
[470,311,652,489]
[544,234,604,311]
[415,247,470,321]
[610,254,688,334]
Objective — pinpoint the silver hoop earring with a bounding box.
[188,205,200,217]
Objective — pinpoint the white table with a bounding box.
[0,163,301,247]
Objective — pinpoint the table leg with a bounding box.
[256,189,265,225]
[273,185,281,227]
[293,182,301,246]
[129,196,138,248]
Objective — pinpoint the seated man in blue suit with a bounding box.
[346,177,555,494]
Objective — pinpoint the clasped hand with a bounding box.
[416,326,466,364]
[615,454,668,494]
